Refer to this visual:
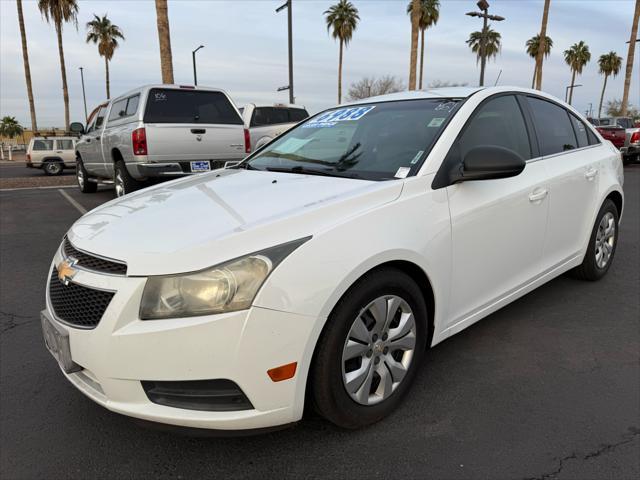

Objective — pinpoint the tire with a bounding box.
[76,158,97,193]
[309,268,427,429]
[43,160,63,176]
[571,199,619,281]
[114,160,142,197]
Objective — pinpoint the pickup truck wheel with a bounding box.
[114,161,142,197]
[76,158,97,193]
[43,160,63,176]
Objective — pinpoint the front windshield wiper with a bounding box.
[232,162,263,171]
[265,165,360,179]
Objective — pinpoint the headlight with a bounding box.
[140,237,310,320]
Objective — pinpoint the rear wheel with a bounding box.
[114,161,142,197]
[572,199,619,281]
[43,160,63,176]
[310,268,427,429]
[76,158,97,193]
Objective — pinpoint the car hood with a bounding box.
[67,169,403,275]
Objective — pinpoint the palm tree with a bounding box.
[526,34,553,88]
[564,41,591,105]
[38,0,78,132]
[467,28,501,65]
[155,0,174,84]
[0,117,24,140]
[408,0,420,90]
[597,52,623,119]
[534,0,551,90]
[16,0,38,133]
[324,0,360,104]
[407,0,440,90]
[86,14,125,99]
[621,0,639,116]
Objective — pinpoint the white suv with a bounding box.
[42,87,623,433]
[26,137,76,175]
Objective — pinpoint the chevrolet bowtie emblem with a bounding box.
[57,258,78,285]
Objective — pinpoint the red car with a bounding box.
[595,125,626,149]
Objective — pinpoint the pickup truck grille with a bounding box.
[63,237,127,275]
[49,267,114,328]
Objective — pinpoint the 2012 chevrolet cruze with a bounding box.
[42,87,624,432]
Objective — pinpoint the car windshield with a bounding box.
[243,99,460,180]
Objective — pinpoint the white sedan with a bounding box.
[42,86,624,433]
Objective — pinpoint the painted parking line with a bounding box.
[58,188,87,214]
[0,185,76,192]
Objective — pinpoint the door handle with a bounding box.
[191,129,206,134]
[585,168,598,180]
[95,136,101,141]
[529,188,548,203]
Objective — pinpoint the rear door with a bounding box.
[54,138,76,166]
[143,88,245,169]
[525,96,600,269]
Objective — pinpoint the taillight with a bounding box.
[244,129,251,154]
[132,128,147,156]
[631,131,640,143]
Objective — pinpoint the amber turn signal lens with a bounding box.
[267,362,297,382]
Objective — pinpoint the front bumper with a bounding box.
[43,253,318,431]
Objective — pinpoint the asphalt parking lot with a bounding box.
[1,168,638,480]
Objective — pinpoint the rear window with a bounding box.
[289,108,309,122]
[32,140,53,151]
[144,89,242,125]
[251,107,309,126]
[56,139,74,150]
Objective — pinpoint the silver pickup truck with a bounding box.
[72,85,247,196]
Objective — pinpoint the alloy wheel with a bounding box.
[341,295,417,406]
[115,170,125,197]
[77,164,84,189]
[46,162,61,175]
[595,211,615,269]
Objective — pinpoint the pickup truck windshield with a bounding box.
[144,89,243,125]
[245,99,460,180]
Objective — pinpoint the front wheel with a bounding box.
[43,161,63,176]
[310,268,427,429]
[571,199,619,281]
[114,161,142,197]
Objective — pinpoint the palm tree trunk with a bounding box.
[408,0,420,90]
[419,29,425,90]
[338,39,343,104]
[534,0,551,90]
[105,57,110,99]
[16,0,37,133]
[621,0,640,116]
[155,0,174,84]
[531,65,537,88]
[55,22,70,131]
[598,74,608,119]
[568,70,576,105]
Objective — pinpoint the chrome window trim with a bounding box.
[525,143,602,164]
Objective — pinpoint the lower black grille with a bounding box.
[63,238,127,275]
[141,379,254,411]
[49,267,114,328]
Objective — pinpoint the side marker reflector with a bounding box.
[267,362,297,382]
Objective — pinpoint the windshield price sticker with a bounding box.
[395,167,411,179]
[428,117,445,128]
[304,106,376,128]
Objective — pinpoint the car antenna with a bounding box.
[494,69,503,86]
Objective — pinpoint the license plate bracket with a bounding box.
[41,311,81,374]
[190,161,211,172]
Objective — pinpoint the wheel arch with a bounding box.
[111,148,124,163]
[42,156,64,163]
[605,189,623,217]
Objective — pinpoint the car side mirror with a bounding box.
[458,145,526,183]
[69,122,85,135]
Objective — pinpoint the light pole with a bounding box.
[192,45,204,86]
[466,0,505,87]
[276,0,294,104]
[79,67,88,124]
[565,84,582,103]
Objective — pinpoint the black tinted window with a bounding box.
[32,140,53,151]
[586,127,600,145]
[569,114,589,148]
[94,107,106,129]
[289,108,309,122]
[125,95,139,116]
[144,89,242,124]
[527,97,577,155]
[251,107,289,127]
[108,99,127,121]
[458,95,531,160]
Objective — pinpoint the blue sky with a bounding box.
[1,0,638,128]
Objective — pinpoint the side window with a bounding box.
[586,127,600,145]
[94,107,106,130]
[125,95,139,116]
[33,140,54,151]
[108,99,127,121]
[527,97,577,155]
[56,139,74,150]
[457,95,531,161]
[569,114,589,148]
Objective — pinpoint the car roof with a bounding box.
[31,136,75,141]
[110,84,230,102]
[343,87,485,106]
